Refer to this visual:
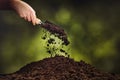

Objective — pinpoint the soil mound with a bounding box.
[0,56,120,80]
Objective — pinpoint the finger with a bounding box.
[32,18,41,25]
[20,13,27,21]
[19,13,25,19]
[24,15,27,21]
[31,12,36,25]
[27,13,31,22]
[35,18,41,24]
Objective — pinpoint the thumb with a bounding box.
[33,18,42,25]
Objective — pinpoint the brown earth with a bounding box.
[0,21,120,80]
[0,56,120,80]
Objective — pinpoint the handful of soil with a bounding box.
[0,56,120,80]
[40,21,70,46]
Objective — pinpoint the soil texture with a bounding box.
[0,56,120,80]
[0,21,119,80]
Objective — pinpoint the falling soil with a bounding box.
[40,21,70,57]
[0,21,120,80]
[40,21,69,46]
[0,56,120,80]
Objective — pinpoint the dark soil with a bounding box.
[0,56,120,80]
[0,21,120,80]
[40,21,70,57]
[40,21,69,46]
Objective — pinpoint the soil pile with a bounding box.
[0,56,120,80]
[0,21,119,80]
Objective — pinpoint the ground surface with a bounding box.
[0,56,120,80]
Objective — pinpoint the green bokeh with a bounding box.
[0,0,120,74]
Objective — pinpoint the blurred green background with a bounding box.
[0,0,120,74]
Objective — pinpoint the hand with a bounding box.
[11,0,41,25]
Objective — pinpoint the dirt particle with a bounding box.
[40,21,70,57]
[41,21,70,46]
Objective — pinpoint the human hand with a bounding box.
[11,0,41,25]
